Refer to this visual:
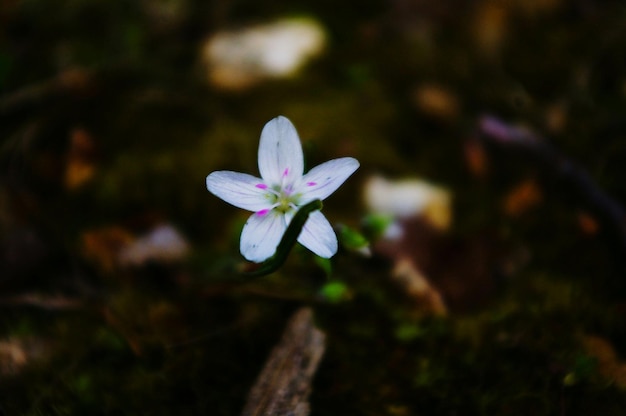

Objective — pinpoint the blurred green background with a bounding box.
[2,0,626,414]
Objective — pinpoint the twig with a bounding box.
[478,115,626,271]
[0,68,92,117]
[0,293,84,310]
[241,307,326,416]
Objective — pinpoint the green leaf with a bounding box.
[362,213,395,239]
[394,323,426,342]
[338,225,370,255]
[319,281,350,303]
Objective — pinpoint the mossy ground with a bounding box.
[2,0,626,414]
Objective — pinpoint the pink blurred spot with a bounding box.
[255,183,268,189]
[282,168,289,177]
[479,115,535,144]
[306,182,317,187]
[256,209,270,216]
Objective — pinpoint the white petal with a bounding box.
[299,157,359,202]
[258,116,304,186]
[206,171,272,212]
[240,211,287,262]
[296,210,337,258]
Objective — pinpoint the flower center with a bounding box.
[274,185,300,213]
[277,196,292,212]
[258,181,302,214]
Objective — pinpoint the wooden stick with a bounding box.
[241,307,326,416]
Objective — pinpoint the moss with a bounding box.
[3,0,626,414]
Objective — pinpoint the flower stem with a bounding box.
[245,199,323,277]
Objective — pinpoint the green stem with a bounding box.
[244,199,323,277]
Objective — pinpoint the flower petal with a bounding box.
[258,116,304,186]
[299,157,359,202]
[296,210,337,258]
[240,211,287,262]
[206,171,272,212]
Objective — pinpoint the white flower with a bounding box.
[206,116,359,262]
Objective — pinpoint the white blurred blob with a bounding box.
[118,224,189,266]
[364,175,452,238]
[203,18,326,90]
[382,221,404,240]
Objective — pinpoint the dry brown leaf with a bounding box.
[502,179,542,217]
[392,258,447,316]
[82,226,134,271]
[412,83,460,120]
[582,335,626,390]
[0,340,27,375]
[57,68,93,92]
[0,336,52,376]
[545,101,568,134]
[65,161,95,190]
[472,2,508,55]
[65,128,97,190]
[577,212,599,235]
[464,137,489,178]
[117,224,189,266]
[82,223,190,271]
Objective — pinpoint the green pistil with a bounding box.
[265,185,302,213]
[277,198,291,212]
